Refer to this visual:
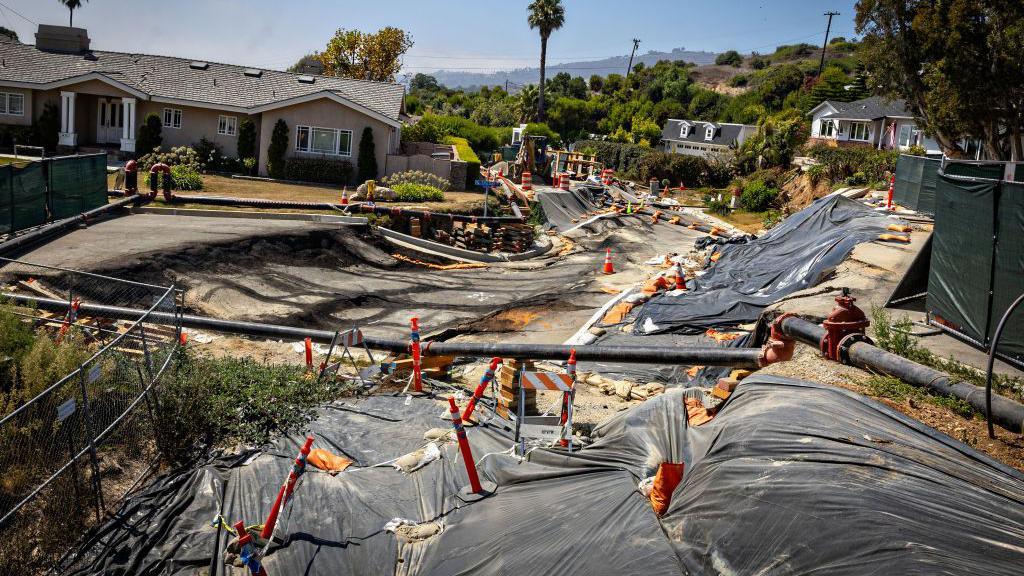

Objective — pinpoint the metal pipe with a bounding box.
[985,293,1024,438]
[0,292,763,367]
[168,194,525,224]
[0,195,142,256]
[779,316,1024,434]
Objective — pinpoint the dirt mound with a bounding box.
[783,172,833,213]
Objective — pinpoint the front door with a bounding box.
[96,98,122,144]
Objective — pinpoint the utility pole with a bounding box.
[626,38,641,77]
[818,11,840,77]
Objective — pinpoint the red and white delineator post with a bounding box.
[448,396,496,501]
[260,436,314,541]
[886,175,895,210]
[461,357,502,422]
[232,520,268,576]
[408,317,423,393]
[560,349,577,449]
[56,297,80,344]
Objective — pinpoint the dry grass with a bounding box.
[717,210,767,234]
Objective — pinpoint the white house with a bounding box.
[661,119,758,158]
[807,96,942,154]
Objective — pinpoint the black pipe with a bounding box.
[985,293,1024,438]
[0,195,142,256]
[0,292,763,367]
[168,194,525,224]
[779,316,1024,434]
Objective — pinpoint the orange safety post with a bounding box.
[886,175,895,210]
[602,248,615,274]
[410,317,423,392]
[462,357,502,422]
[304,337,313,370]
[260,435,315,540]
[179,332,188,346]
[56,298,80,345]
[560,348,577,448]
[232,521,269,576]
[448,396,483,494]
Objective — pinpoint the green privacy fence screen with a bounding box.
[0,153,107,236]
[926,174,1024,367]
[893,155,941,214]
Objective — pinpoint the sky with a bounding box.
[0,0,858,74]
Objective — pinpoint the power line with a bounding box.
[626,38,641,77]
[818,11,841,76]
[0,1,35,25]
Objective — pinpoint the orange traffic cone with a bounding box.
[602,248,615,274]
[673,262,687,291]
[340,188,349,205]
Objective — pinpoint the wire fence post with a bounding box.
[78,362,104,521]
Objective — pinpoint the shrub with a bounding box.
[845,171,868,186]
[170,164,203,190]
[740,179,779,211]
[382,170,451,191]
[634,152,732,188]
[706,196,732,216]
[803,144,897,184]
[445,136,480,190]
[136,113,162,156]
[193,137,224,170]
[762,209,783,229]
[357,127,378,182]
[237,118,257,162]
[402,114,509,154]
[138,146,203,171]
[284,156,353,184]
[574,139,651,174]
[36,102,60,151]
[715,50,743,67]
[267,119,288,178]
[806,163,828,185]
[0,302,35,390]
[392,182,445,202]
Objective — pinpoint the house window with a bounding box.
[218,115,237,136]
[0,92,24,116]
[163,108,182,129]
[295,125,352,156]
[898,124,914,149]
[820,120,836,138]
[680,125,689,138]
[849,122,870,142]
[705,127,714,141]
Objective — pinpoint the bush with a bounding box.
[193,137,224,170]
[402,114,509,155]
[574,139,650,174]
[136,113,162,156]
[267,119,288,178]
[382,170,450,191]
[237,118,257,162]
[803,144,897,184]
[138,146,203,171]
[170,164,203,190]
[715,50,743,67]
[706,196,732,216]
[36,102,60,151]
[284,156,353,184]
[740,179,779,211]
[634,151,732,188]
[392,182,445,202]
[445,136,479,190]
[357,126,378,182]
[845,171,868,186]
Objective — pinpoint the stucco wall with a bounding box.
[256,97,397,178]
[136,101,257,157]
[0,86,33,127]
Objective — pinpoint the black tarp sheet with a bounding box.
[633,195,895,334]
[535,186,607,231]
[62,376,1024,575]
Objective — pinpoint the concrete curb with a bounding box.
[378,226,552,264]
[134,206,368,225]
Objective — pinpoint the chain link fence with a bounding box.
[0,257,181,575]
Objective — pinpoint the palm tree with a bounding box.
[518,84,538,123]
[527,0,565,121]
[58,0,88,27]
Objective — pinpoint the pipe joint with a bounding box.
[758,313,797,367]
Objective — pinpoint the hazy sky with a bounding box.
[0,0,858,73]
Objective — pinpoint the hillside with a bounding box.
[429,47,717,89]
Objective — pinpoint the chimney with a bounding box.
[35,24,90,54]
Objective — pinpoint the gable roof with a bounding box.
[812,96,912,121]
[661,119,755,147]
[0,41,405,124]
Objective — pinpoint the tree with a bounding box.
[411,73,441,92]
[518,84,539,122]
[136,113,162,156]
[36,102,60,151]
[0,27,17,42]
[287,53,323,74]
[588,74,603,93]
[357,127,377,182]
[527,0,565,121]
[715,50,743,67]
[267,119,288,179]
[58,0,88,27]
[856,0,1024,159]
[237,118,257,161]
[319,27,413,82]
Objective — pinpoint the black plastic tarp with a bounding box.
[535,187,606,231]
[633,195,894,334]
[62,376,1024,575]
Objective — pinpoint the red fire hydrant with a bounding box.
[820,288,870,362]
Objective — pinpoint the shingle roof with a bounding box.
[661,119,753,146]
[0,41,405,121]
[816,96,911,121]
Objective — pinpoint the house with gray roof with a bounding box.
[661,119,757,159]
[807,95,944,155]
[0,25,406,176]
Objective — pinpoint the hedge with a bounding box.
[802,144,898,184]
[573,139,650,174]
[445,136,480,191]
[284,156,353,184]
[633,151,732,188]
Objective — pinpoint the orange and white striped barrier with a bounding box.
[521,171,532,191]
[521,371,575,391]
